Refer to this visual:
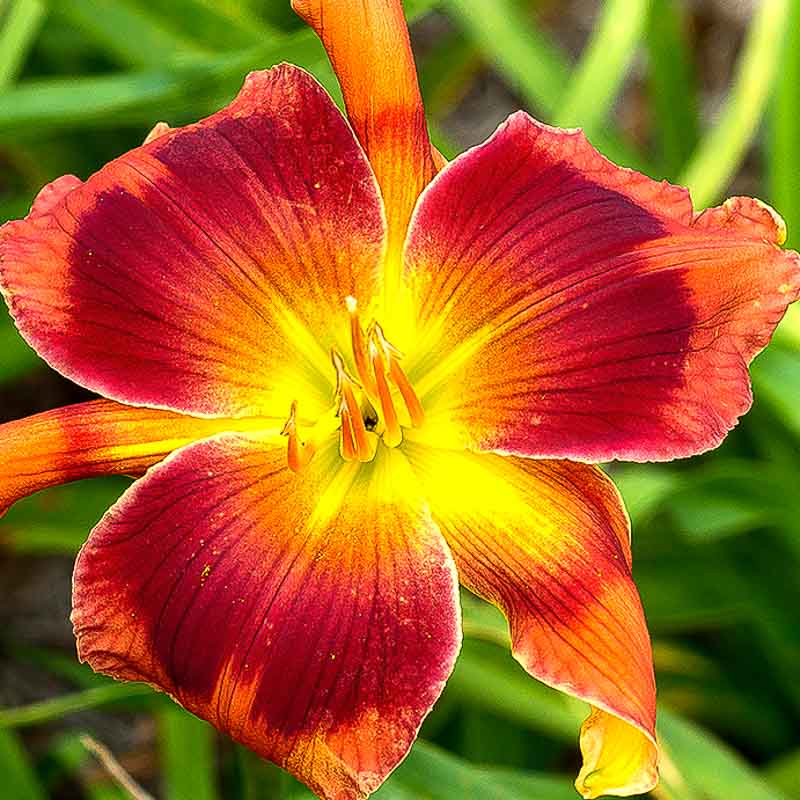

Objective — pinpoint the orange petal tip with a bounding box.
[575,709,659,799]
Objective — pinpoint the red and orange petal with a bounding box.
[0,399,282,516]
[72,434,461,800]
[404,442,657,798]
[0,65,386,421]
[404,112,800,462]
[293,0,438,299]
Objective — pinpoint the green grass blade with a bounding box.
[0,1,437,138]
[0,0,46,88]
[446,641,581,740]
[56,0,208,68]
[439,0,568,114]
[645,0,700,177]
[657,707,791,800]
[159,707,218,800]
[764,748,800,799]
[768,0,800,246]
[554,0,650,136]
[679,0,790,208]
[140,0,277,49]
[0,729,47,800]
[43,733,127,800]
[0,42,309,136]
[0,320,41,382]
[751,344,800,438]
[440,0,651,170]
[378,740,578,800]
[0,684,155,728]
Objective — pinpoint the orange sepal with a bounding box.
[293,0,437,298]
[0,399,280,516]
[406,442,658,797]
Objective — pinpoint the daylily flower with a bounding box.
[1,1,798,798]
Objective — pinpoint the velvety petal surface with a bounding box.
[1,65,386,419]
[73,435,461,799]
[0,400,281,516]
[404,113,800,461]
[405,441,657,798]
[293,0,438,301]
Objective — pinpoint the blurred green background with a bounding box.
[1,0,800,798]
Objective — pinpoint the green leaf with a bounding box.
[55,0,208,69]
[235,745,301,799]
[657,707,791,800]
[445,640,581,741]
[768,0,800,247]
[139,0,277,50]
[0,0,46,89]
[41,732,127,799]
[680,0,790,208]
[764,748,800,799]
[0,1,438,138]
[441,0,652,170]
[11,645,114,688]
[610,464,683,525]
[670,493,769,542]
[375,740,577,800]
[0,683,156,728]
[751,344,800,438]
[159,707,218,800]
[554,0,650,137]
[644,0,700,177]
[1,478,129,556]
[0,729,47,800]
[0,317,41,382]
[439,0,568,115]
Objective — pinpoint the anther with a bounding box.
[346,296,377,397]
[369,335,403,448]
[338,397,358,461]
[369,322,425,433]
[332,349,372,462]
[389,359,425,428]
[281,401,315,472]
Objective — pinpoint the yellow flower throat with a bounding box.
[281,297,424,471]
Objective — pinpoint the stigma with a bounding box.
[283,298,425,471]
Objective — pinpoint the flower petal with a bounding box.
[293,0,437,299]
[0,400,281,516]
[404,113,800,461]
[405,441,657,798]
[1,65,386,419]
[72,436,461,799]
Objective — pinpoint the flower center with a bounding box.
[282,298,424,471]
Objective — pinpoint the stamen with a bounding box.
[331,349,372,462]
[281,401,315,472]
[346,296,377,397]
[338,398,357,461]
[369,322,425,432]
[369,337,402,448]
[389,359,425,428]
